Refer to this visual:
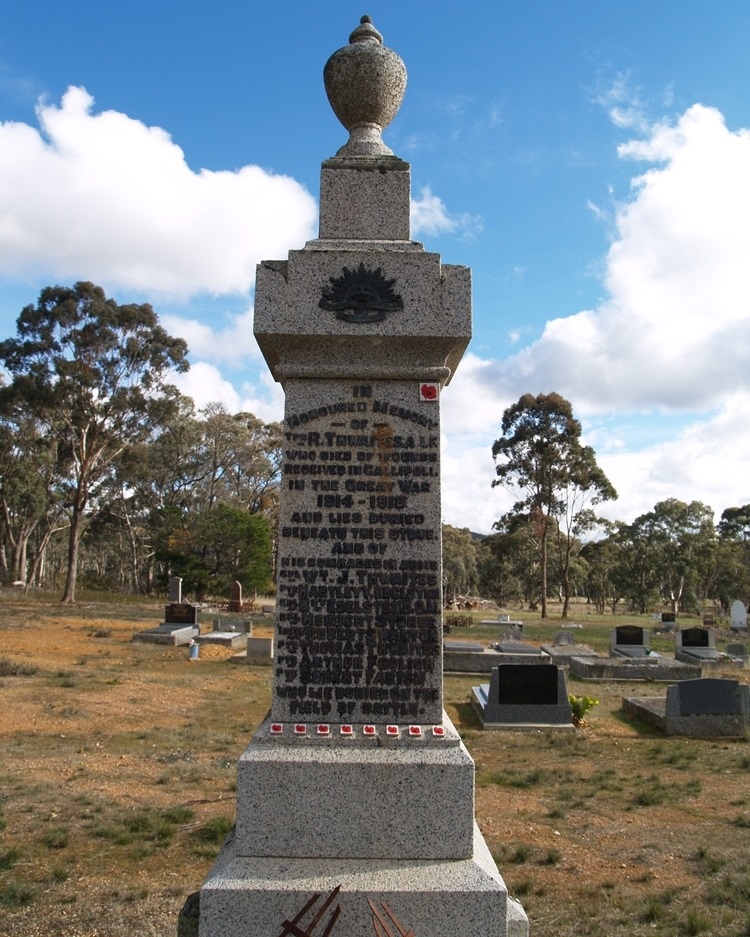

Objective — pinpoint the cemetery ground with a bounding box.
[0,597,748,937]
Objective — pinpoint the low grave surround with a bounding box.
[623,678,750,738]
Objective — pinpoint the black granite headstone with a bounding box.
[678,679,742,716]
[615,625,644,646]
[496,664,558,706]
[681,627,710,648]
[165,603,199,625]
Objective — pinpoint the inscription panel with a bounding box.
[272,379,443,724]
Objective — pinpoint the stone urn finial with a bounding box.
[324,15,407,158]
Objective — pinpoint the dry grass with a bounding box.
[0,594,748,936]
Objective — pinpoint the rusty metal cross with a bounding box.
[367,898,416,937]
[277,885,342,937]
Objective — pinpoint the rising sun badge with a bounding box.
[319,263,404,323]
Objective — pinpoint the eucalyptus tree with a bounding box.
[478,513,544,609]
[716,504,750,610]
[0,399,65,585]
[580,524,623,614]
[0,282,189,603]
[442,525,479,604]
[121,402,282,595]
[492,392,617,618]
[618,499,717,614]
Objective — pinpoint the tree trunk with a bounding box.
[540,528,548,619]
[61,501,85,604]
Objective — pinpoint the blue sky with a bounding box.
[1,2,749,533]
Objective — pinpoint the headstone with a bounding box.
[164,603,198,626]
[169,576,183,604]
[663,678,750,737]
[541,629,596,661]
[472,664,574,729]
[731,600,748,630]
[657,612,676,632]
[132,585,200,645]
[610,624,658,659]
[494,630,542,656]
[228,580,242,613]
[680,627,710,648]
[194,18,527,937]
[725,643,747,661]
[243,636,274,663]
[675,626,720,663]
[444,639,484,653]
[552,630,575,647]
[676,678,744,715]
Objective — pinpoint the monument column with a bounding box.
[195,17,529,936]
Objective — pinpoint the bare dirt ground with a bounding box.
[0,596,749,937]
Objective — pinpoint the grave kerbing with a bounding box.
[192,16,528,937]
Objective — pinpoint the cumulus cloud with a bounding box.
[160,306,260,367]
[438,104,750,532]
[410,185,481,239]
[473,104,750,414]
[170,361,243,412]
[0,87,317,297]
[170,360,285,426]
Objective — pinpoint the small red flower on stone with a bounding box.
[420,383,438,401]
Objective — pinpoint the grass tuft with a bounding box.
[0,657,37,677]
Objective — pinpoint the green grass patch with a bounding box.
[0,846,21,870]
[42,827,70,849]
[0,879,36,907]
[189,815,233,858]
[92,805,194,849]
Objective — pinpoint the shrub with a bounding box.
[569,694,599,726]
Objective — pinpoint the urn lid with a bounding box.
[323,15,407,157]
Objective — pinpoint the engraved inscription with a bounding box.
[273,381,442,724]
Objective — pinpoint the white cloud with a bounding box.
[410,186,456,236]
[410,185,481,239]
[436,103,750,533]
[160,305,260,366]
[592,72,650,133]
[471,104,750,414]
[170,361,242,412]
[597,391,750,523]
[170,360,285,427]
[0,86,317,297]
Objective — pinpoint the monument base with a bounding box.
[198,824,528,937]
